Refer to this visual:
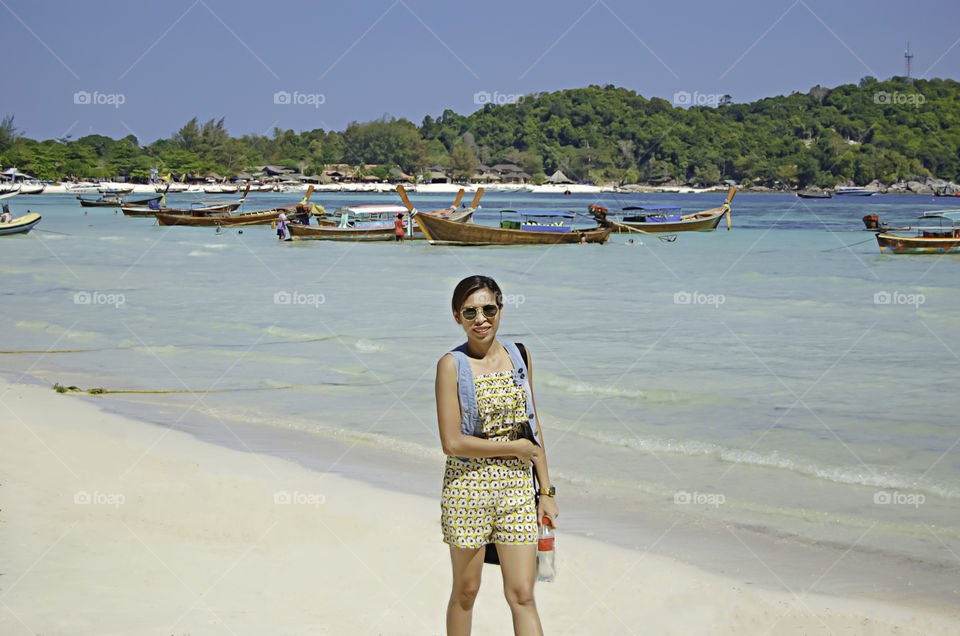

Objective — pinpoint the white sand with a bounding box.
[36,181,732,196]
[1,379,957,635]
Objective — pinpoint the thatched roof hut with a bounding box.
[544,170,573,184]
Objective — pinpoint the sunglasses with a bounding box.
[460,304,499,321]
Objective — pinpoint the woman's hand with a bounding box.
[538,496,559,529]
[510,439,542,465]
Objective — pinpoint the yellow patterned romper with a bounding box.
[441,370,538,548]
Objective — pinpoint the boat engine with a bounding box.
[862,214,880,230]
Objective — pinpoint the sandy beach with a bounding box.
[35,181,730,196]
[1,378,957,635]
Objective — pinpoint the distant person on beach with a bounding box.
[1,205,12,223]
[394,213,405,242]
[435,275,558,635]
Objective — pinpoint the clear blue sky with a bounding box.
[2,0,958,143]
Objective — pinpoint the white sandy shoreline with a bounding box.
[2,378,959,635]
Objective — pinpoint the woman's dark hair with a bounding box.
[451,275,502,313]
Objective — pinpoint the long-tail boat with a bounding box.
[155,208,284,227]
[796,190,832,199]
[289,188,479,241]
[875,210,960,253]
[155,186,317,227]
[590,188,734,233]
[79,193,162,208]
[122,184,251,217]
[414,206,610,245]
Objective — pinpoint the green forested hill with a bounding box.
[1,77,957,187]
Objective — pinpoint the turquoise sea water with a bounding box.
[2,191,959,595]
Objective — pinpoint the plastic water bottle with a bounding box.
[537,517,555,582]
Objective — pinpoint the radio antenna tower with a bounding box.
[904,42,914,78]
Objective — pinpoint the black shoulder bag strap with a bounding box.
[483,341,538,566]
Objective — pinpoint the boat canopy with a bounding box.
[337,204,408,216]
[499,210,576,218]
[919,209,960,223]
[621,206,681,212]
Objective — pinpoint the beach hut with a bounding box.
[389,167,413,182]
[426,166,452,184]
[473,170,502,183]
[490,164,531,183]
[544,170,573,184]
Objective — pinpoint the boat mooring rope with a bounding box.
[822,236,877,252]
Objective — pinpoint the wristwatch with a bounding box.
[540,485,556,497]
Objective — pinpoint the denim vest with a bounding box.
[447,340,540,460]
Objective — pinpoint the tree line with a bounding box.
[1,76,957,188]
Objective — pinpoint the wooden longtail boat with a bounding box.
[156,208,284,227]
[0,212,41,236]
[123,184,251,217]
[591,188,735,233]
[288,188,481,241]
[414,209,610,245]
[156,186,317,227]
[875,210,960,254]
[79,194,162,208]
[796,190,832,199]
[123,201,239,217]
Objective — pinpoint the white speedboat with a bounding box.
[834,187,878,196]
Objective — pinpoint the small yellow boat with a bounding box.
[0,212,41,236]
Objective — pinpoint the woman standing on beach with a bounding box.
[436,275,558,635]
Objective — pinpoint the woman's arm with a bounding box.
[436,354,541,461]
[526,348,559,526]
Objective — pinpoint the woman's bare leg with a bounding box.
[447,546,485,635]
[496,543,542,636]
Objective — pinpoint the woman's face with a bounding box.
[454,288,501,344]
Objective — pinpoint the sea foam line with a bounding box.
[582,430,960,500]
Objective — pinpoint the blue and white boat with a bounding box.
[834,187,878,196]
